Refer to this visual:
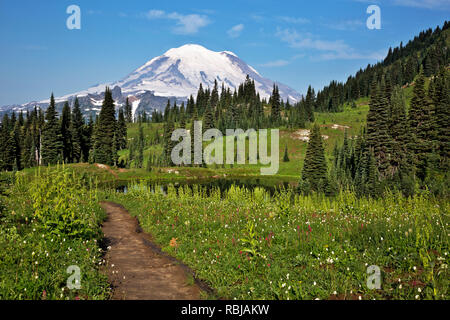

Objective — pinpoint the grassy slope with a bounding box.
[121,98,371,180]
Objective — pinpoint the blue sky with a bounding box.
[0,0,448,105]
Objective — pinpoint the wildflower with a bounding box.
[169,238,178,248]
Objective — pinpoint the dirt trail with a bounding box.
[100,201,203,300]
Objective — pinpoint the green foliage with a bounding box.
[0,166,109,300]
[110,184,449,300]
[30,165,101,239]
[41,94,63,165]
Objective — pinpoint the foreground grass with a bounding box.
[0,168,110,300]
[106,183,449,300]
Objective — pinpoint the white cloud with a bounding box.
[353,0,449,9]
[147,10,165,19]
[393,0,450,9]
[278,16,310,24]
[146,10,211,34]
[227,24,244,38]
[275,28,385,61]
[276,28,351,52]
[259,54,305,68]
[325,19,364,31]
[260,59,290,67]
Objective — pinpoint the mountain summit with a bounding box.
[82,44,301,101]
[1,44,301,118]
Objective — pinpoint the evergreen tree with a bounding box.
[93,87,117,165]
[270,85,281,124]
[408,70,435,180]
[61,101,73,163]
[41,94,63,165]
[22,125,35,168]
[304,85,315,122]
[433,69,450,168]
[163,119,175,166]
[125,97,133,123]
[203,102,215,131]
[116,108,127,150]
[71,97,84,163]
[136,123,144,168]
[301,124,328,192]
[12,121,22,170]
[389,86,413,179]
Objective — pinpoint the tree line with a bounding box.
[0,87,129,170]
[314,21,449,112]
[299,68,449,197]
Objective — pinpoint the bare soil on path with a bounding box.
[100,201,204,300]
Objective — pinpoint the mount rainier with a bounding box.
[1,44,302,119]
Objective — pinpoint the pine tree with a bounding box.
[41,94,63,165]
[163,119,175,166]
[408,70,435,180]
[203,102,215,131]
[93,87,117,165]
[71,97,84,163]
[304,85,315,122]
[270,84,281,124]
[0,115,16,171]
[116,108,127,150]
[433,69,450,169]
[12,121,22,170]
[125,97,133,123]
[22,125,34,168]
[61,101,73,163]
[389,86,413,178]
[301,124,328,192]
[136,124,144,168]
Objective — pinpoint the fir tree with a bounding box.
[61,101,73,163]
[203,103,215,131]
[125,97,133,123]
[270,85,281,124]
[301,124,328,192]
[408,70,435,180]
[116,108,127,150]
[71,97,84,163]
[41,94,63,165]
[389,86,413,179]
[93,87,117,165]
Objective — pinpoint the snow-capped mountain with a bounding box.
[1,44,301,119]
